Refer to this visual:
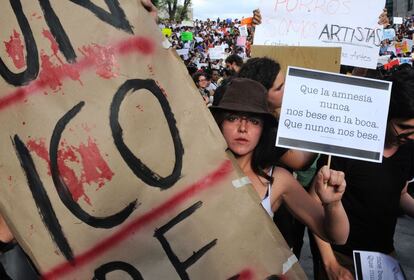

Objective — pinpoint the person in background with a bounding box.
[310,66,414,280]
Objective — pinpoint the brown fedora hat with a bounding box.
[210,78,277,126]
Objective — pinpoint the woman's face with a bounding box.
[267,72,285,111]
[221,112,263,157]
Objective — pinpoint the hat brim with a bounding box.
[210,104,278,127]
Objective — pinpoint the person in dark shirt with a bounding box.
[311,66,414,280]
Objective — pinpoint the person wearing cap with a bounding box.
[210,78,349,244]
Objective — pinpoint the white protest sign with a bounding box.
[382,29,396,40]
[254,0,385,69]
[239,25,249,37]
[209,46,226,60]
[353,251,406,280]
[276,67,392,162]
[393,17,403,24]
[176,48,190,60]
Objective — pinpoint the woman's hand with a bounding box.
[315,166,346,205]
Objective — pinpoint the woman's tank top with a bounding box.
[261,166,274,218]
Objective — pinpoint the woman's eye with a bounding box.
[249,118,261,125]
[227,115,238,122]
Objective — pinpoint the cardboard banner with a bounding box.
[254,0,385,69]
[180,31,194,42]
[0,1,306,279]
[251,46,341,74]
[277,67,392,163]
[161,28,172,37]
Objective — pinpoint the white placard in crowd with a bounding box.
[254,0,385,69]
[382,29,396,40]
[276,67,392,163]
[176,48,190,60]
[209,46,226,60]
[393,17,403,24]
[239,25,249,37]
[353,251,406,280]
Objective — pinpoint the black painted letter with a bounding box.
[50,101,137,228]
[93,261,143,280]
[154,201,217,280]
[12,135,73,261]
[110,79,184,189]
[0,0,39,86]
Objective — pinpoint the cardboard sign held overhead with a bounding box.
[277,67,392,162]
[0,1,305,279]
[254,0,385,69]
[251,46,341,74]
[181,31,194,41]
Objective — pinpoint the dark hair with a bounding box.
[225,54,243,66]
[238,57,281,90]
[386,66,414,120]
[192,72,207,84]
[212,110,276,184]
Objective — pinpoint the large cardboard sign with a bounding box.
[208,46,226,60]
[277,67,392,162]
[254,0,385,69]
[251,46,341,74]
[0,1,306,279]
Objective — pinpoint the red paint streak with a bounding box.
[4,30,26,69]
[76,137,114,189]
[237,269,255,280]
[0,36,155,111]
[42,30,60,59]
[78,44,119,79]
[42,160,232,279]
[38,51,82,93]
[27,138,50,174]
[26,137,114,205]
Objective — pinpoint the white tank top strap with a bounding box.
[261,166,275,218]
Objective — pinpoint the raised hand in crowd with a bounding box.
[140,0,158,20]
[252,9,262,26]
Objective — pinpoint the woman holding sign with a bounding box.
[210,78,349,244]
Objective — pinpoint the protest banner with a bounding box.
[252,46,341,74]
[241,17,253,26]
[382,29,396,41]
[162,28,172,37]
[254,0,385,69]
[181,20,194,28]
[208,46,226,60]
[353,251,406,280]
[237,36,247,47]
[180,31,194,42]
[0,1,306,279]
[383,59,400,70]
[239,25,249,37]
[393,17,403,24]
[277,67,392,163]
[176,48,190,60]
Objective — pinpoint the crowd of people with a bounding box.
[0,1,413,279]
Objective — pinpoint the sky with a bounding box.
[192,0,261,20]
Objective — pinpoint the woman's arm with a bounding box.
[274,166,349,244]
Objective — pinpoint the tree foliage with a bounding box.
[156,0,192,21]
